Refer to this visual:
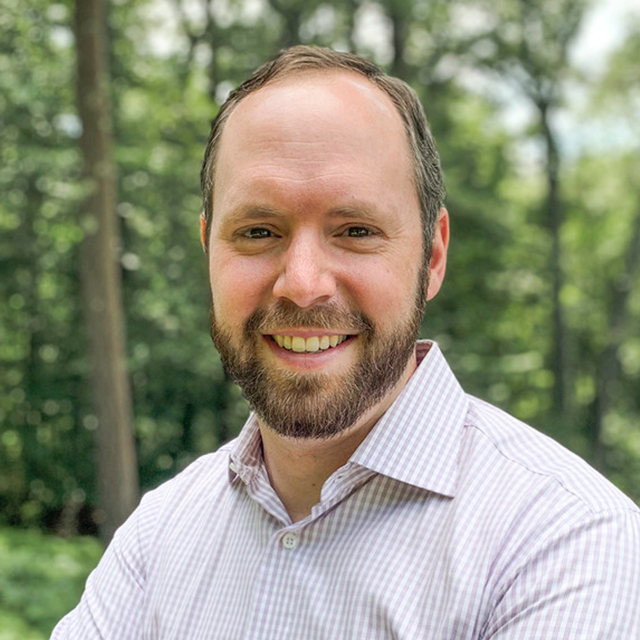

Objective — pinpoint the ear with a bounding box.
[426,207,449,301]
[200,212,208,253]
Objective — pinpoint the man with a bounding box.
[53,46,639,639]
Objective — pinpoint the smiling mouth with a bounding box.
[271,335,350,353]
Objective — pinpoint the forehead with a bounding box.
[228,69,406,135]
[212,71,416,214]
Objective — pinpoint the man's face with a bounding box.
[206,71,447,439]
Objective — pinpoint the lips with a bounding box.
[272,335,349,353]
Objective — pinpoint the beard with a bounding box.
[210,274,427,440]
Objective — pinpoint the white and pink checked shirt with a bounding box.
[52,341,640,639]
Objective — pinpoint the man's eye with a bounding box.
[243,228,272,239]
[344,226,371,237]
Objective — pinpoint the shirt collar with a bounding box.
[228,414,262,484]
[230,340,468,498]
[349,340,467,497]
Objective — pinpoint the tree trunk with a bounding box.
[540,101,569,421]
[385,0,410,80]
[269,0,303,49]
[590,204,640,467]
[344,0,359,52]
[74,0,139,543]
[204,0,219,103]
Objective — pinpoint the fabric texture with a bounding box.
[51,341,640,639]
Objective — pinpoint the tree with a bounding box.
[74,0,139,542]
[582,26,640,471]
[473,0,588,423]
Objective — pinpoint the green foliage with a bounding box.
[0,528,103,638]
[0,0,638,537]
[0,0,94,528]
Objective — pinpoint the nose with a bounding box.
[272,233,337,308]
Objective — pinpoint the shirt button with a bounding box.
[229,461,238,473]
[281,532,299,550]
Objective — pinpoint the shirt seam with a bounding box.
[463,415,638,518]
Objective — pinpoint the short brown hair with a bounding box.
[200,45,445,260]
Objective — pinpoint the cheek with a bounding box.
[345,260,420,326]
[209,254,275,322]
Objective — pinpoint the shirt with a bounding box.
[51,341,640,639]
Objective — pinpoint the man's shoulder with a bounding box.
[463,396,639,516]
[134,440,238,521]
[165,439,236,488]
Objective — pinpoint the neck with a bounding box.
[259,352,417,523]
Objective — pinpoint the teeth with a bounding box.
[306,337,320,352]
[272,334,348,353]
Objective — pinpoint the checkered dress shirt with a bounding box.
[52,341,640,639]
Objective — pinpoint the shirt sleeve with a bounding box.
[50,492,154,640]
[481,508,640,639]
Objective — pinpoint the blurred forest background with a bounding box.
[1,0,639,634]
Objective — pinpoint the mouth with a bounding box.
[270,334,351,353]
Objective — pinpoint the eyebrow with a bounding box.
[327,206,381,222]
[224,205,283,223]
[224,203,382,223]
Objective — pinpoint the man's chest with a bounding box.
[141,479,491,640]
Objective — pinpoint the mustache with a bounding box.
[244,301,374,336]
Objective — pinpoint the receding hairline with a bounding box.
[214,67,415,181]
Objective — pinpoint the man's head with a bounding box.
[201,47,449,440]
[201,45,445,265]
